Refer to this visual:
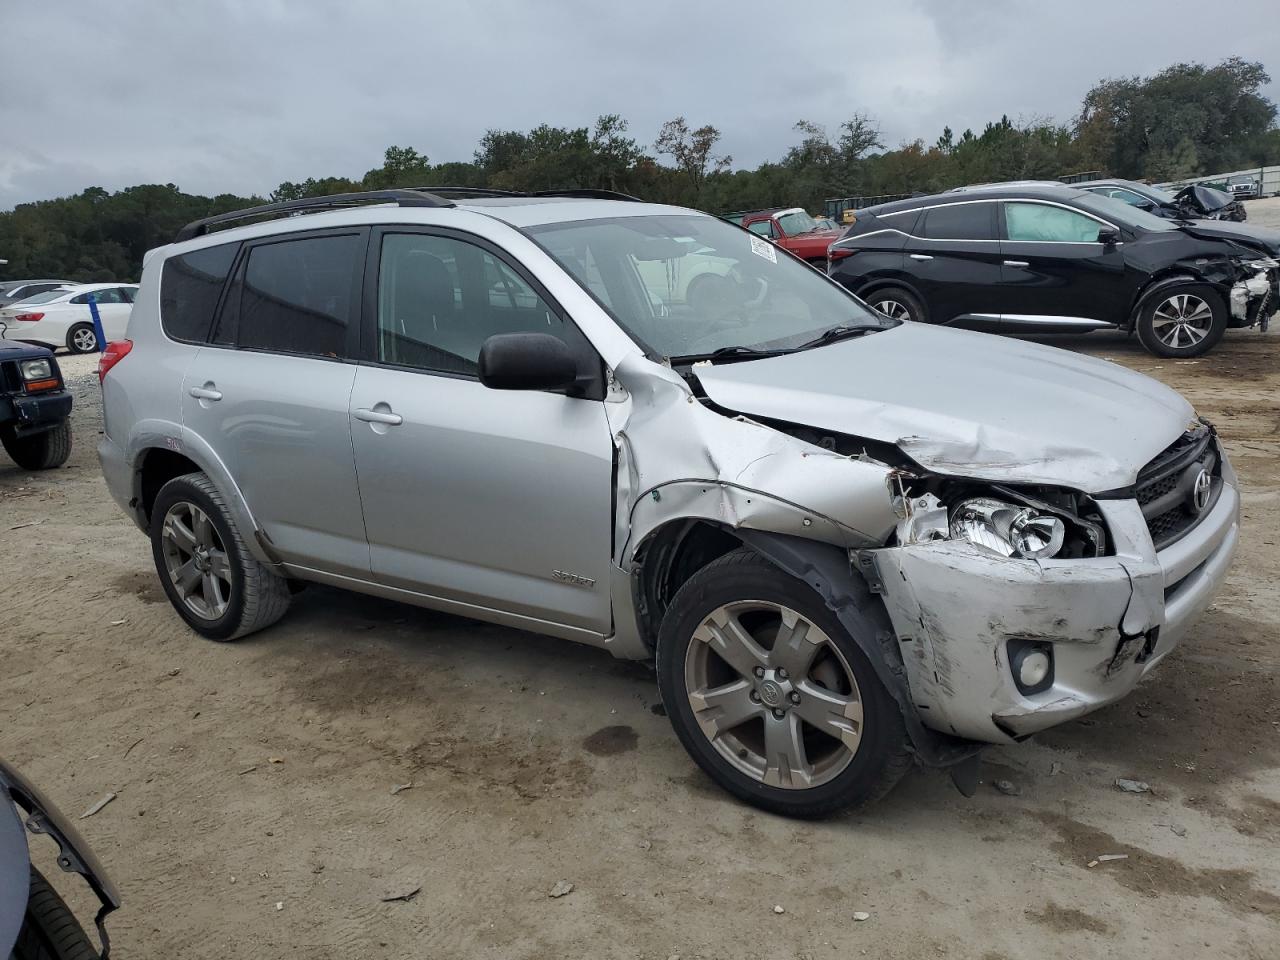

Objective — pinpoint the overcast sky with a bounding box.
[2,0,1277,209]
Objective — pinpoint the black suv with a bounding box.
[828,184,1278,357]
[0,337,73,470]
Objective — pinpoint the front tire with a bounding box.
[150,472,291,641]
[1,420,72,470]
[656,550,911,818]
[65,323,99,354]
[865,285,926,324]
[11,866,100,960]
[1136,284,1227,357]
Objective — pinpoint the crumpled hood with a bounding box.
[695,324,1194,491]
[1176,219,1280,256]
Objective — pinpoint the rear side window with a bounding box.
[161,243,238,343]
[236,234,362,359]
[71,288,129,305]
[919,203,995,240]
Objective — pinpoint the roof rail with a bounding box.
[406,185,643,202]
[173,189,455,243]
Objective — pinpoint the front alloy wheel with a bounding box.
[657,549,912,818]
[1136,283,1226,358]
[685,600,863,789]
[1151,293,1213,350]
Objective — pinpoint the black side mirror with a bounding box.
[478,332,578,391]
[1097,228,1121,246]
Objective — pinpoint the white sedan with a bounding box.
[0,283,138,353]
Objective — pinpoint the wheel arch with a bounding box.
[1128,269,1228,331]
[129,429,277,565]
[854,277,928,311]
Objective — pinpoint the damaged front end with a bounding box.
[1228,256,1279,331]
[866,438,1239,743]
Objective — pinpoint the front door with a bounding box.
[349,227,614,634]
[997,200,1130,327]
[180,229,370,577]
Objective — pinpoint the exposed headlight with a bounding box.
[19,358,52,381]
[949,497,1065,560]
[1243,257,1279,270]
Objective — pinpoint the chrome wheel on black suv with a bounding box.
[1136,284,1227,358]
[657,550,911,818]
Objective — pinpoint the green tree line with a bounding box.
[3,58,1276,283]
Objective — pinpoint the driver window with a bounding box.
[1004,202,1104,243]
[746,220,776,239]
[376,232,581,376]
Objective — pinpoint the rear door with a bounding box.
[348,226,614,635]
[997,200,1130,327]
[180,228,371,578]
[904,200,1005,323]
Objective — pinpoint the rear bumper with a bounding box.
[0,390,72,433]
[97,434,142,530]
[872,478,1239,744]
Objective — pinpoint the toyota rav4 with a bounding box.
[98,188,1239,818]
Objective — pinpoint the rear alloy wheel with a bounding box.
[657,550,912,818]
[150,472,291,640]
[66,323,99,354]
[1136,285,1227,358]
[867,285,926,324]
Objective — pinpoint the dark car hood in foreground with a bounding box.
[1176,219,1280,256]
[695,323,1194,491]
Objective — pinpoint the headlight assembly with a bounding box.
[949,497,1066,560]
[19,358,53,381]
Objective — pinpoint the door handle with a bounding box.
[354,407,403,426]
[909,253,934,261]
[188,385,222,401]
[1003,260,1030,268]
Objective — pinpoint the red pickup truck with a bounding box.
[723,207,844,265]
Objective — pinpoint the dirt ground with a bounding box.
[3,200,1279,959]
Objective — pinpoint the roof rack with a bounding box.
[174,189,455,243]
[173,186,645,244]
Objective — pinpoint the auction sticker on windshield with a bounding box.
[750,234,777,263]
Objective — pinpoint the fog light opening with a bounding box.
[1008,640,1054,695]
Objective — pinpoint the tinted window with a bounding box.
[919,203,995,240]
[161,243,238,342]
[237,234,361,358]
[71,288,128,305]
[376,232,578,376]
[1004,203,1105,242]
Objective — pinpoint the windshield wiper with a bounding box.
[669,344,790,365]
[793,323,883,351]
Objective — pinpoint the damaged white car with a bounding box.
[99,189,1240,818]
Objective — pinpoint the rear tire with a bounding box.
[11,866,100,960]
[150,472,291,641]
[1136,284,1227,358]
[1,420,72,470]
[656,549,912,818]
[865,285,927,324]
[65,324,99,354]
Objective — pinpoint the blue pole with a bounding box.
[87,294,107,352]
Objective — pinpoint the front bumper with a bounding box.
[871,477,1239,744]
[0,760,120,956]
[0,390,72,434]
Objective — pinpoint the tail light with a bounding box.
[13,312,44,322]
[98,339,133,383]
[827,247,856,264]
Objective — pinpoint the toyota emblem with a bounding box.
[1190,468,1212,514]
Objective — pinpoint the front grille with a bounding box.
[1134,426,1221,551]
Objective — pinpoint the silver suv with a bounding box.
[98,188,1240,817]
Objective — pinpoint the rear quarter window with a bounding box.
[160,242,240,343]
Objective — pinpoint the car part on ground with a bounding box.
[0,760,120,959]
[0,340,73,471]
[828,182,1278,356]
[97,188,1240,816]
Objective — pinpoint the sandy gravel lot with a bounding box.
[2,211,1278,958]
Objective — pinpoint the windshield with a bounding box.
[1074,194,1177,232]
[775,209,820,236]
[1138,183,1176,204]
[10,289,68,305]
[525,214,888,361]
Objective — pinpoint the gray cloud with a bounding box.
[1,0,1276,209]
